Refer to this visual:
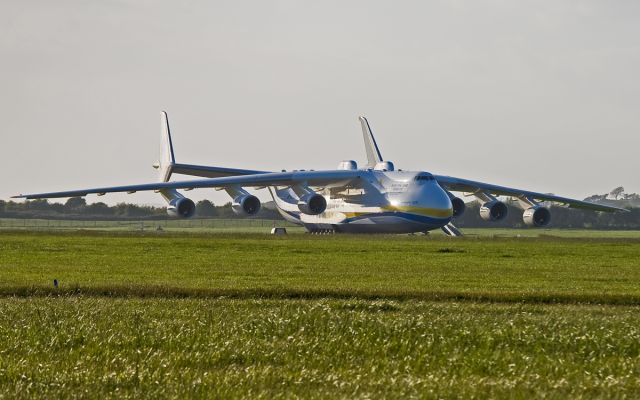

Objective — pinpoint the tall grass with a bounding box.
[1,298,639,398]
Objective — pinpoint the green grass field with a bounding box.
[0,230,639,398]
[2,217,640,237]
[0,217,306,233]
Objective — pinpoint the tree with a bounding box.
[25,199,50,211]
[196,200,217,217]
[584,194,606,202]
[610,186,625,200]
[85,202,114,216]
[215,202,237,218]
[65,197,87,211]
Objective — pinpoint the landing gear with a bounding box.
[441,222,463,237]
[270,227,287,235]
[305,224,337,234]
[308,229,336,235]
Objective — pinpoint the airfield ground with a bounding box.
[0,228,639,398]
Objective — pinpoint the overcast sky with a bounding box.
[2,0,638,206]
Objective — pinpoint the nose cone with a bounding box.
[427,184,454,220]
[384,179,453,229]
[419,182,453,220]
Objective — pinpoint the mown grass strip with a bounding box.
[3,285,640,306]
[2,232,639,307]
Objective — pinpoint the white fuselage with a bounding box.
[269,169,453,233]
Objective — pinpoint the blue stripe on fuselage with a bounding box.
[342,211,451,227]
[279,208,450,228]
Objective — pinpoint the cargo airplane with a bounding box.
[13,112,625,235]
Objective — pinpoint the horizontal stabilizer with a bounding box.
[171,163,267,179]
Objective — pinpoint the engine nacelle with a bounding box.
[374,161,395,171]
[232,194,261,216]
[167,197,196,218]
[297,193,327,215]
[338,160,358,170]
[446,191,466,218]
[451,197,466,218]
[523,206,551,227]
[480,200,508,221]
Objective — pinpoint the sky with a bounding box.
[2,0,638,206]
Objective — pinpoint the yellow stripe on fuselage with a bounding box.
[341,206,452,220]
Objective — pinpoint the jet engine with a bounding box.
[167,197,196,218]
[232,194,261,216]
[479,200,508,221]
[523,206,551,227]
[297,192,327,215]
[446,191,466,218]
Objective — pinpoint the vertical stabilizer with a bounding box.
[359,116,383,168]
[155,111,176,182]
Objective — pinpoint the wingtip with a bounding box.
[603,204,631,213]
[605,206,630,213]
[10,195,24,199]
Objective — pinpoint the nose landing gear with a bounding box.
[441,222,463,237]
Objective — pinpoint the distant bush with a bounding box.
[0,197,282,221]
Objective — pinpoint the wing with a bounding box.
[434,175,627,213]
[13,170,362,200]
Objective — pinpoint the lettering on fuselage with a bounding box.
[388,182,410,193]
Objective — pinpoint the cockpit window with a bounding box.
[415,175,434,181]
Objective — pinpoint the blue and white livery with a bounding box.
[13,112,626,235]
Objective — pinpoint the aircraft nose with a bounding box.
[429,184,454,218]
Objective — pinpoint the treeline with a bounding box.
[0,198,282,220]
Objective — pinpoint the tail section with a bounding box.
[153,110,269,181]
[359,116,383,168]
[154,111,176,182]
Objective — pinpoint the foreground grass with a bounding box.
[1,231,639,398]
[0,231,639,304]
[1,298,639,399]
